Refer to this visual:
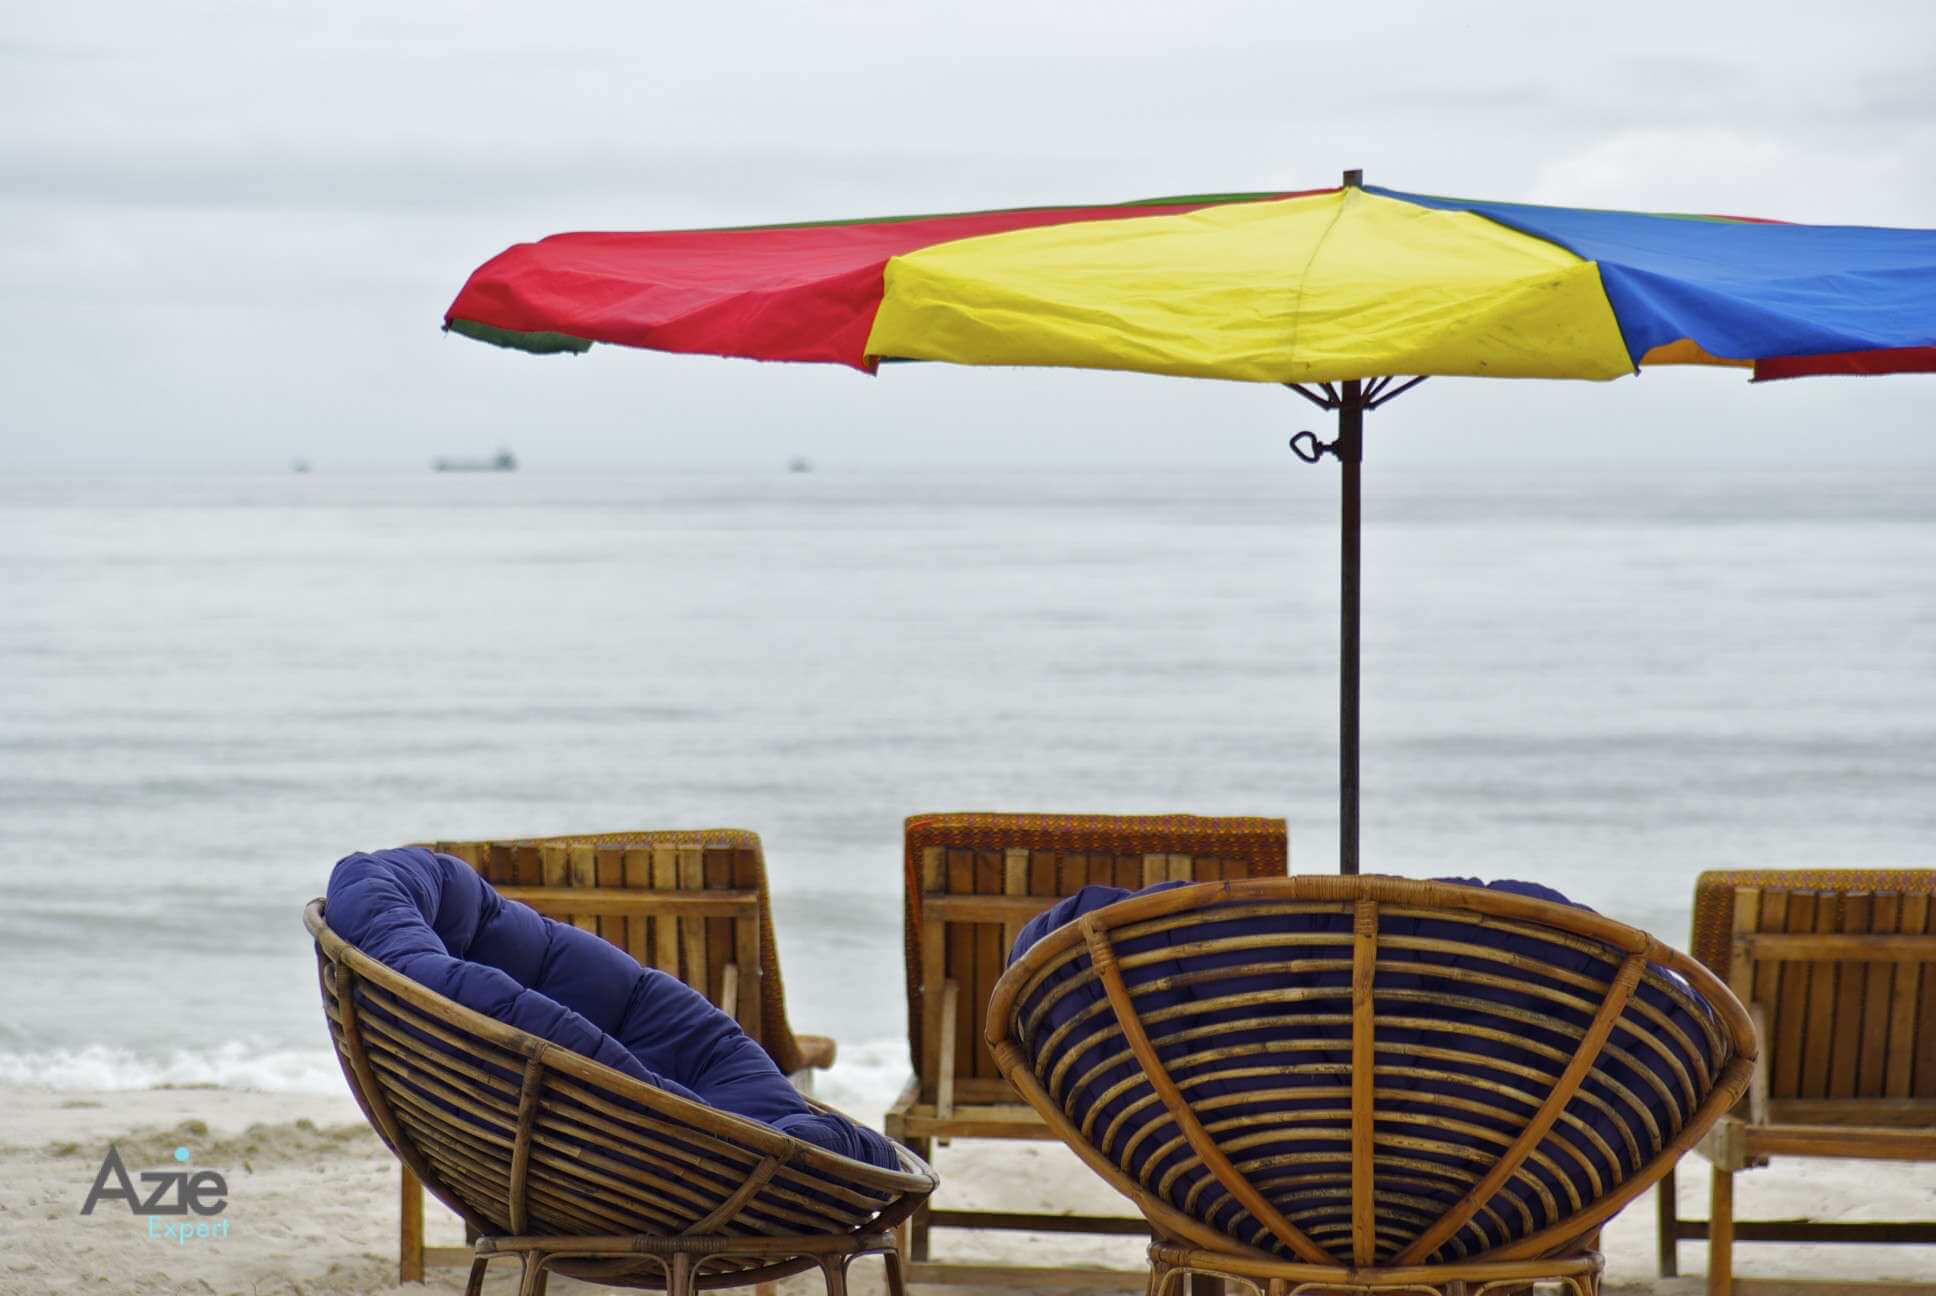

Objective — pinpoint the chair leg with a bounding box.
[1657,1165,1679,1277]
[1708,1165,1734,1296]
[883,1243,910,1296]
[399,1166,425,1283]
[907,1137,933,1262]
[462,1254,493,1296]
[515,1253,550,1296]
[661,1253,694,1296]
[819,1257,850,1296]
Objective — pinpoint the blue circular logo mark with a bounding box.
[174,1146,190,1163]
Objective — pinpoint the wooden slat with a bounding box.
[650,845,680,977]
[596,845,624,948]
[1764,1098,1936,1128]
[1886,895,1927,1098]
[1859,894,1902,1095]
[922,894,1067,924]
[487,842,515,886]
[539,844,568,888]
[946,848,975,1087]
[1915,897,1936,1099]
[890,1103,1056,1141]
[1743,1122,1936,1162]
[919,847,948,1100]
[1728,887,1760,1010]
[512,844,542,887]
[567,844,598,934]
[1057,851,1087,895]
[1752,888,1789,1018]
[1745,933,1936,962]
[1771,890,1815,1100]
[975,849,1003,1077]
[704,846,732,1009]
[1801,893,1843,1100]
[492,888,758,919]
[1168,854,1192,884]
[1028,848,1055,898]
[621,846,651,968]
[1002,850,1030,978]
[679,845,708,1000]
[1829,895,1873,1100]
[937,981,960,1120]
[1143,854,1168,889]
[731,846,762,1043]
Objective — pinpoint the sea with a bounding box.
[2,463,1932,1117]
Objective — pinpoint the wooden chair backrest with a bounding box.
[1691,869,1936,1120]
[430,829,808,1073]
[902,813,1288,1104]
[988,876,1755,1272]
[306,900,933,1288]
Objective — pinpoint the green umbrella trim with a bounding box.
[446,317,593,355]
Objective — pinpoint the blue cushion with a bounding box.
[326,847,897,1169]
[1008,878,1723,1261]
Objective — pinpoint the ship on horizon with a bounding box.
[433,448,517,472]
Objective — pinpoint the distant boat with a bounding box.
[433,449,517,473]
[290,458,312,474]
[788,456,814,474]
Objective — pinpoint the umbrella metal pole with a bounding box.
[1337,382,1363,875]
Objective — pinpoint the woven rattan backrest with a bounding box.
[306,899,931,1273]
[430,829,809,1074]
[902,813,1288,1103]
[1691,870,1936,1109]
[987,876,1754,1270]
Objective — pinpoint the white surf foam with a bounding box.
[0,1041,346,1093]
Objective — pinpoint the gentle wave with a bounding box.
[0,1036,917,1118]
[0,1042,348,1093]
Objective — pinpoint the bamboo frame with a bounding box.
[986,876,1756,1295]
[1664,869,1936,1296]
[307,899,935,1294]
[396,828,840,1281]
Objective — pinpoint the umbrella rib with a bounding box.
[1284,383,1338,411]
[1366,375,1429,410]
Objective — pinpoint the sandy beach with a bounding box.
[12,1082,1936,1295]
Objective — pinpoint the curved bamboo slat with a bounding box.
[986,877,1756,1292]
[307,900,936,1292]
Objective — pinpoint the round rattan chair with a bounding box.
[306,900,936,1296]
[986,877,1756,1296]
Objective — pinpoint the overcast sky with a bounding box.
[4,1,1934,469]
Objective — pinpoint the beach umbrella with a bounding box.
[443,171,1936,874]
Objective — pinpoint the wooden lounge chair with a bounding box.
[1658,869,1936,1295]
[886,812,1288,1288]
[399,829,836,1281]
[307,898,936,1296]
[988,875,1755,1296]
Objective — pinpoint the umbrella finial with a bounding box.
[1342,168,1363,189]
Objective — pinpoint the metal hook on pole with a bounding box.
[1288,430,1337,463]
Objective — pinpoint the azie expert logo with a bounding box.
[80,1144,232,1244]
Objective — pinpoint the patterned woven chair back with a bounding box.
[429,829,812,1074]
[306,901,934,1289]
[902,812,1287,1103]
[987,876,1755,1272]
[1690,869,1936,1111]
